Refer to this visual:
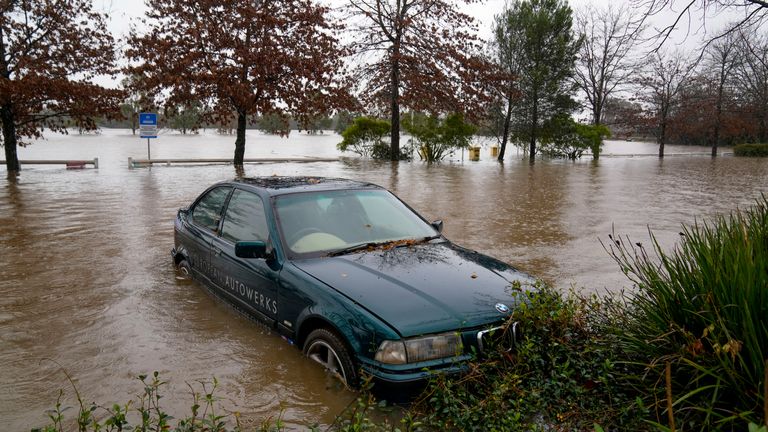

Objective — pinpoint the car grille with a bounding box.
[476,321,520,353]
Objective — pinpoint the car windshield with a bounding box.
[274,189,439,256]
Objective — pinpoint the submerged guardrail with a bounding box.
[0,158,98,168]
[127,157,339,169]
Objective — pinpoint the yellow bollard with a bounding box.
[469,146,480,161]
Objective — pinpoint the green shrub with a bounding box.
[412,283,646,431]
[402,112,476,162]
[337,117,400,159]
[539,115,611,160]
[734,143,768,157]
[605,195,768,430]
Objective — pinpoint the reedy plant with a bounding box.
[605,195,768,430]
[33,371,286,432]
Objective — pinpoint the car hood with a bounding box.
[292,242,536,337]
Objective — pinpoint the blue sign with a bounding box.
[139,112,157,125]
[139,112,158,139]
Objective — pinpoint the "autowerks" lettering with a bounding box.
[223,275,278,315]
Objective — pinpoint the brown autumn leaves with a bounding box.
[0,0,123,171]
[0,0,500,171]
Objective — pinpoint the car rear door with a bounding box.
[185,186,232,284]
[211,188,280,325]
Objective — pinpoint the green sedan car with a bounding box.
[172,177,535,388]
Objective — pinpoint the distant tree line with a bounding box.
[3,0,768,172]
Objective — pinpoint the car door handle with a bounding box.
[213,246,222,256]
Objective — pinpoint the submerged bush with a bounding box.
[605,195,768,430]
[337,117,411,160]
[734,143,768,157]
[402,112,476,162]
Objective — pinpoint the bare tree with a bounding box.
[637,50,696,157]
[734,31,768,142]
[344,0,492,160]
[632,0,768,51]
[703,32,739,155]
[574,4,643,127]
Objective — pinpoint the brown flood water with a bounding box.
[1,130,767,430]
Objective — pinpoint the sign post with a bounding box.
[139,113,158,160]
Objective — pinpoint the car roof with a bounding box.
[230,176,382,196]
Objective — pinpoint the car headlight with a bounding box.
[374,340,407,364]
[375,332,463,364]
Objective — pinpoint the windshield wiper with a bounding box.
[328,242,384,257]
[328,236,442,257]
[419,234,442,243]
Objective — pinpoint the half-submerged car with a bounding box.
[172,177,535,388]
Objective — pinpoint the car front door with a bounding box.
[211,188,280,325]
[186,186,232,285]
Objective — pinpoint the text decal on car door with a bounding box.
[190,251,278,314]
[223,275,278,314]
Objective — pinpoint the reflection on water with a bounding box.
[1,129,767,430]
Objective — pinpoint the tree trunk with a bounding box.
[234,111,247,166]
[529,97,538,163]
[712,68,726,157]
[712,91,722,157]
[390,46,401,161]
[593,94,602,126]
[658,120,666,158]
[0,28,18,172]
[498,94,514,162]
[1,103,20,172]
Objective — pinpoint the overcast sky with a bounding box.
[98,0,743,47]
[94,0,748,87]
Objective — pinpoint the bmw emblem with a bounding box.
[495,303,510,314]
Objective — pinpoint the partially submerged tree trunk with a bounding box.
[529,97,538,162]
[234,111,247,166]
[0,27,18,172]
[712,82,723,157]
[498,97,514,162]
[1,104,20,172]
[390,41,401,160]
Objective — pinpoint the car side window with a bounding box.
[220,189,269,243]
[191,187,232,232]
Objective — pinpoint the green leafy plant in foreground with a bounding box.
[410,283,647,431]
[33,371,285,432]
[605,195,768,430]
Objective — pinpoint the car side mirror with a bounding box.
[431,220,444,233]
[235,241,268,259]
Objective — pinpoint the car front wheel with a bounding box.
[303,328,358,388]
